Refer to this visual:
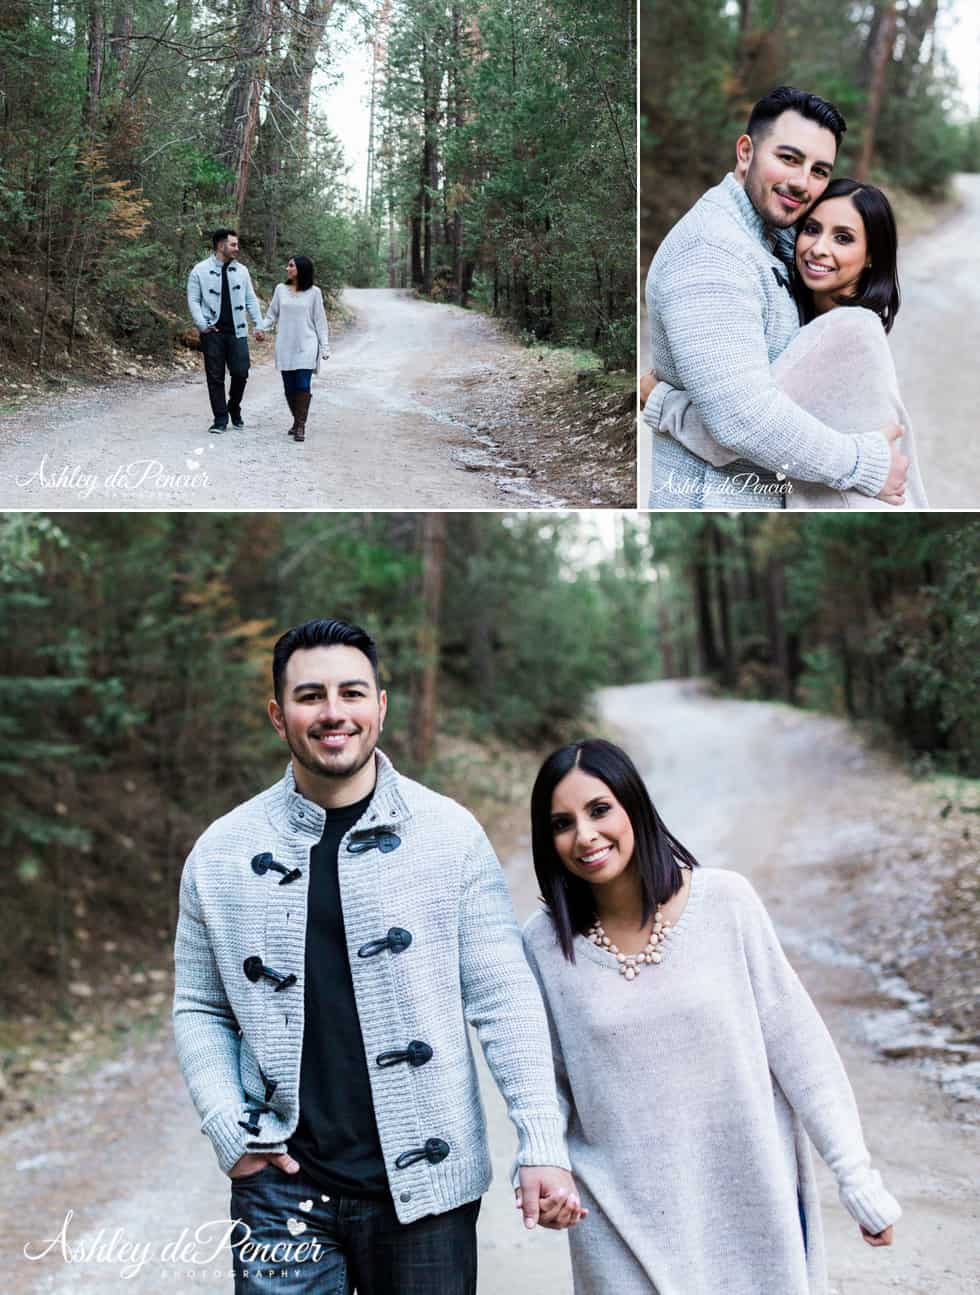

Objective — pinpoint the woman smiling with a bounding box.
[522,739,900,1295]
[648,179,928,509]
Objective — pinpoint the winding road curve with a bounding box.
[0,289,555,511]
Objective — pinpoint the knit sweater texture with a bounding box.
[259,283,331,372]
[650,307,928,510]
[645,174,892,510]
[187,255,263,340]
[522,867,901,1295]
[173,753,568,1224]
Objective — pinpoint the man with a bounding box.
[173,618,582,1294]
[187,229,265,433]
[644,86,909,510]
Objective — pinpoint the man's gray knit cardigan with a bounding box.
[187,254,263,339]
[172,753,569,1225]
[645,173,892,510]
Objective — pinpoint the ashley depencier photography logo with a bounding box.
[666,469,795,498]
[16,453,212,499]
[24,1210,325,1281]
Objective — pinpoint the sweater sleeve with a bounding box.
[312,287,330,355]
[656,243,890,495]
[740,881,901,1235]
[172,850,254,1174]
[458,832,570,1175]
[259,284,281,332]
[187,266,208,331]
[521,923,574,1131]
[242,269,263,330]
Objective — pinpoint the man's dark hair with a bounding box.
[747,86,847,149]
[272,618,379,703]
[530,739,700,962]
[212,228,238,249]
[289,255,315,292]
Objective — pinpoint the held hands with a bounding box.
[514,1166,588,1231]
[228,1151,299,1179]
[861,1223,894,1247]
[254,330,266,342]
[876,425,909,506]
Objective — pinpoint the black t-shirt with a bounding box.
[287,790,389,1199]
[218,262,234,332]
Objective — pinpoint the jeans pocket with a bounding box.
[230,1162,280,1188]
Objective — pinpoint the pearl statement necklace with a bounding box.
[587,904,671,981]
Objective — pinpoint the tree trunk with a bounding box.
[856,2,898,180]
[709,520,736,689]
[411,514,447,769]
[221,0,272,219]
[84,0,104,133]
[691,527,721,678]
[765,556,793,703]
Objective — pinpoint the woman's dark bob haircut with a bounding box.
[796,178,901,333]
[289,254,315,292]
[530,739,699,962]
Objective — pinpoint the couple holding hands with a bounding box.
[174,617,899,1295]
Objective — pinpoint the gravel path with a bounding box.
[0,289,571,510]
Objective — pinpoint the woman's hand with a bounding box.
[860,1223,894,1247]
[639,369,658,409]
[876,425,908,506]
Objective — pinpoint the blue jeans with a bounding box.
[229,1163,480,1294]
[282,370,313,394]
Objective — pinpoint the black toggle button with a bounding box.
[394,1137,450,1170]
[376,1040,433,1068]
[237,1078,279,1136]
[347,828,401,856]
[357,927,413,958]
[250,852,302,885]
[243,956,297,992]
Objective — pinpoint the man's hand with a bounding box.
[639,368,658,410]
[514,1166,588,1231]
[254,330,266,342]
[860,1223,894,1248]
[228,1151,299,1180]
[199,326,219,336]
[876,424,908,506]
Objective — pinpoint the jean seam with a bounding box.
[332,1253,349,1295]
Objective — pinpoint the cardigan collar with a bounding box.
[275,748,412,838]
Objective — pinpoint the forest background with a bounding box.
[0,510,976,1107]
[642,0,980,261]
[0,0,635,388]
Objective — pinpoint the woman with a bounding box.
[259,255,330,443]
[522,738,900,1295]
[645,179,928,508]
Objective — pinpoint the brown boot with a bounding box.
[292,390,311,443]
[284,390,298,436]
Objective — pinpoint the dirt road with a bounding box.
[597,681,979,1294]
[889,173,980,509]
[0,288,579,510]
[4,684,976,1292]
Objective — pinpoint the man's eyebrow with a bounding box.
[774,143,835,169]
[291,678,372,694]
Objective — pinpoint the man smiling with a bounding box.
[644,86,908,510]
[173,617,581,1294]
